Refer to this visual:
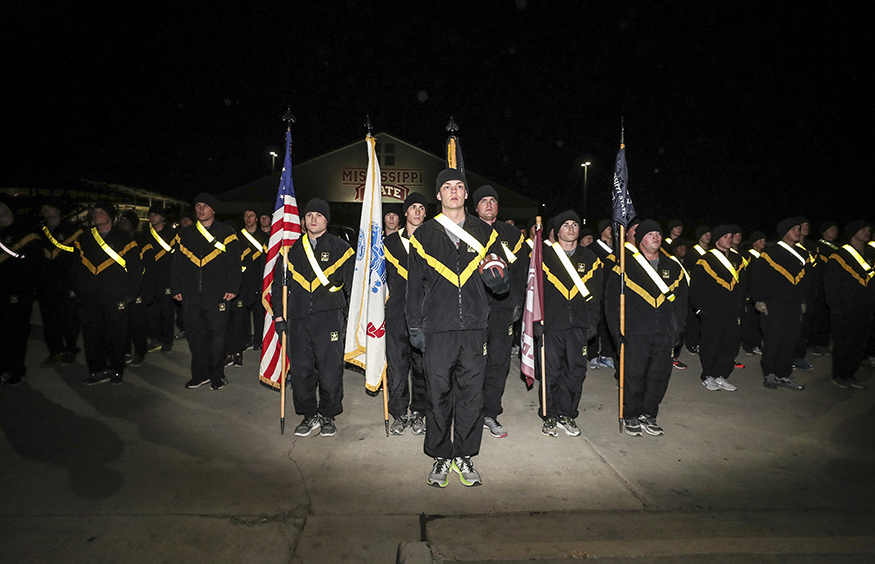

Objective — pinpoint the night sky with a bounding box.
[5,1,871,234]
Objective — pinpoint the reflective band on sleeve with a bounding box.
[670,255,690,284]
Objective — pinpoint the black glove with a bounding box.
[409,327,425,351]
[480,267,510,295]
[274,318,288,338]
[613,333,627,346]
[513,304,523,322]
[533,323,544,339]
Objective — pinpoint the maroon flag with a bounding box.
[520,225,544,386]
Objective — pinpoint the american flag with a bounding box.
[259,130,301,389]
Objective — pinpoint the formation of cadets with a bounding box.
[2,181,874,489]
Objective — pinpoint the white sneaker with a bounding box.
[714,376,737,391]
[702,376,721,391]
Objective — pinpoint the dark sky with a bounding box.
[5,1,871,233]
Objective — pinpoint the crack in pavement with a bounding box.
[582,435,651,509]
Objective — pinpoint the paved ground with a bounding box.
[1,308,874,563]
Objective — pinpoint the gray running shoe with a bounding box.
[389,416,406,435]
[557,415,581,437]
[541,417,559,437]
[847,377,867,390]
[319,416,337,437]
[714,376,737,392]
[483,416,507,438]
[598,356,615,369]
[82,371,111,386]
[293,415,321,437]
[588,358,601,370]
[427,457,451,488]
[702,376,720,391]
[638,414,664,436]
[410,411,426,435]
[624,417,642,436]
[777,376,804,391]
[763,374,778,389]
[452,456,482,487]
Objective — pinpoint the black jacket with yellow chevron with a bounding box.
[487,219,528,311]
[542,242,602,334]
[689,248,746,315]
[750,242,811,305]
[824,244,875,312]
[605,246,687,338]
[144,224,178,283]
[38,220,82,295]
[74,227,143,299]
[406,213,505,333]
[1,220,42,298]
[384,229,412,320]
[271,231,354,320]
[171,221,241,297]
[240,227,269,300]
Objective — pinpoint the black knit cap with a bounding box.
[695,225,711,240]
[304,198,331,223]
[120,210,140,230]
[544,218,555,239]
[194,192,219,212]
[776,217,800,239]
[819,220,837,235]
[668,237,690,251]
[628,217,641,229]
[92,200,117,219]
[845,220,871,239]
[711,224,733,242]
[403,192,428,215]
[41,195,66,212]
[598,218,612,235]
[435,168,468,194]
[579,227,594,239]
[729,224,742,234]
[148,204,167,218]
[553,210,581,231]
[635,219,662,243]
[383,203,402,218]
[667,218,683,230]
[472,185,499,205]
[749,230,766,243]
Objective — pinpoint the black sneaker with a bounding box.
[293,415,321,437]
[175,331,186,340]
[624,418,642,436]
[82,372,111,386]
[777,376,805,391]
[638,414,664,436]
[147,340,163,353]
[409,411,426,435]
[224,354,234,368]
[161,344,172,353]
[62,352,77,364]
[541,417,559,437]
[557,415,581,437]
[319,416,337,437]
[763,374,778,389]
[185,378,211,389]
[3,375,23,386]
[687,345,699,355]
[124,353,133,364]
[847,377,867,390]
[210,380,225,390]
[109,371,123,385]
[672,358,688,370]
[130,354,145,367]
[41,353,65,366]
[832,377,850,389]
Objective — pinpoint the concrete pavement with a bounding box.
[1,309,874,563]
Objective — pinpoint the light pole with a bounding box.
[580,161,591,220]
[269,151,278,174]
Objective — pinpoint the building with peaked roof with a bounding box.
[216,132,540,229]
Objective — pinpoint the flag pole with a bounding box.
[618,224,626,433]
[381,369,390,436]
[536,216,547,418]
[280,246,289,434]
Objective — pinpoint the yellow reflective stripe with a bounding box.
[409,232,491,288]
[435,214,486,259]
[197,221,225,252]
[384,245,408,281]
[830,254,869,287]
[526,238,534,249]
[241,228,266,253]
[550,242,591,300]
[749,249,761,258]
[42,225,74,252]
[510,233,525,255]
[501,241,517,264]
[630,249,675,302]
[693,244,706,256]
[670,255,690,284]
[150,225,173,252]
[710,249,739,282]
[841,245,874,279]
[92,228,126,271]
[697,258,735,292]
[778,241,806,265]
[762,252,806,285]
[303,234,330,286]
[398,229,410,254]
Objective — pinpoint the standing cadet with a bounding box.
[473,185,527,439]
[0,194,41,386]
[406,169,509,488]
[750,218,809,391]
[383,193,429,435]
[144,205,178,353]
[666,237,691,369]
[587,219,616,370]
[37,196,82,366]
[690,225,745,392]
[238,208,269,353]
[272,198,354,438]
[661,219,683,256]
[539,210,602,437]
[809,221,839,355]
[684,225,711,355]
[824,221,873,389]
[383,204,402,236]
[76,202,142,385]
[171,193,241,390]
[792,217,817,371]
[606,221,686,436]
[741,231,766,355]
[117,210,151,367]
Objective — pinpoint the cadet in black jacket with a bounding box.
[750,218,810,391]
[238,208,269,354]
[144,205,178,352]
[690,225,746,392]
[76,202,143,385]
[473,185,528,439]
[809,221,839,355]
[539,210,602,438]
[824,220,874,389]
[37,197,83,366]
[406,168,509,488]
[171,193,241,390]
[587,219,617,370]
[606,221,686,437]
[272,198,354,438]
[0,194,42,386]
[683,225,710,355]
[118,210,152,367]
[383,193,429,435]
[741,231,766,355]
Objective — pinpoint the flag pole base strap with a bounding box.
[281,417,285,435]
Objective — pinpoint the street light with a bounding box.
[581,161,591,220]
[269,151,279,174]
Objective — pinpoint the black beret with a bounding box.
[194,192,219,212]
[552,210,581,231]
[669,237,690,251]
[435,168,468,194]
[695,225,711,240]
[383,204,402,217]
[598,218,612,235]
[776,217,800,239]
[635,219,662,243]
[749,231,766,243]
[711,224,733,242]
[667,219,683,230]
[92,200,117,219]
[579,227,594,239]
[304,198,331,223]
[845,220,871,239]
[819,221,837,235]
[472,185,499,205]
[120,210,140,230]
[148,204,167,218]
[403,192,428,215]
